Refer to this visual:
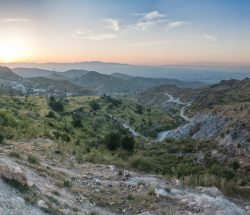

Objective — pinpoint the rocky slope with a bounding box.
[0,139,249,215]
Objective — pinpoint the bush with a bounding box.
[72,115,83,128]
[27,155,40,165]
[46,111,56,118]
[104,132,121,151]
[0,133,5,144]
[89,101,100,111]
[129,156,154,173]
[9,151,21,159]
[121,135,135,151]
[49,97,64,112]
[135,105,144,114]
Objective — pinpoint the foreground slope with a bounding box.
[0,94,249,214]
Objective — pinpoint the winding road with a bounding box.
[164,93,192,121]
[109,93,192,141]
[157,93,193,141]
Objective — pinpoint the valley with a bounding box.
[0,66,250,214]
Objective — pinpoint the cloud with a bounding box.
[198,33,217,41]
[86,34,117,40]
[133,11,168,31]
[4,18,30,22]
[143,11,166,20]
[72,30,117,40]
[132,40,173,47]
[166,21,190,30]
[102,18,120,31]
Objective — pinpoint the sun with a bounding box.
[0,40,28,63]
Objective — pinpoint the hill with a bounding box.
[111,73,205,89]
[12,67,206,94]
[0,93,249,214]
[6,61,250,83]
[0,66,22,81]
[74,71,138,94]
[134,84,195,111]
[13,67,55,78]
[24,77,94,96]
[60,69,90,79]
[189,78,250,113]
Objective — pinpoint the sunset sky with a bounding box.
[0,0,249,65]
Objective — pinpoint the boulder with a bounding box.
[37,200,48,210]
[0,159,28,187]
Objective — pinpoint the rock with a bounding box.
[123,170,131,178]
[245,205,250,212]
[171,179,183,189]
[0,159,28,187]
[155,188,168,198]
[195,186,222,197]
[37,200,48,210]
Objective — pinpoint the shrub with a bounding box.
[89,101,100,111]
[121,135,135,151]
[46,111,56,119]
[9,151,21,159]
[0,133,5,144]
[72,116,83,128]
[27,155,40,165]
[135,105,144,114]
[49,97,64,112]
[104,132,121,151]
[129,156,154,173]
[232,160,240,171]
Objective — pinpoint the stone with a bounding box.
[37,200,48,210]
[0,160,28,186]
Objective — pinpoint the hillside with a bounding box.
[0,93,249,214]
[0,66,22,81]
[24,77,94,96]
[13,68,55,78]
[147,79,250,177]
[60,69,90,79]
[186,78,250,154]
[7,62,250,83]
[13,67,207,95]
[134,85,195,108]
[189,78,250,113]
[111,73,206,89]
[74,71,138,94]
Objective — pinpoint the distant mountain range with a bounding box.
[6,61,250,84]
[12,67,205,94]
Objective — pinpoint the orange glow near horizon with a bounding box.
[0,39,30,63]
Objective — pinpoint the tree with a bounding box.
[72,116,83,128]
[49,97,64,112]
[0,133,4,144]
[105,132,121,151]
[135,104,144,114]
[121,134,135,151]
[89,101,100,111]
[46,111,56,118]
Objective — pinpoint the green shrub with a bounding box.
[49,97,64,112]
[89,101,100,111]
[27,155,40,165]
[104,132,121,151]
[121,135,135,151]
[0,133,5,144]
[129,156,154,173]
[46,111,56,119]
[8,151,21,159]
[72,116,83,128]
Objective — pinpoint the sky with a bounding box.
[0,0,249,66]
